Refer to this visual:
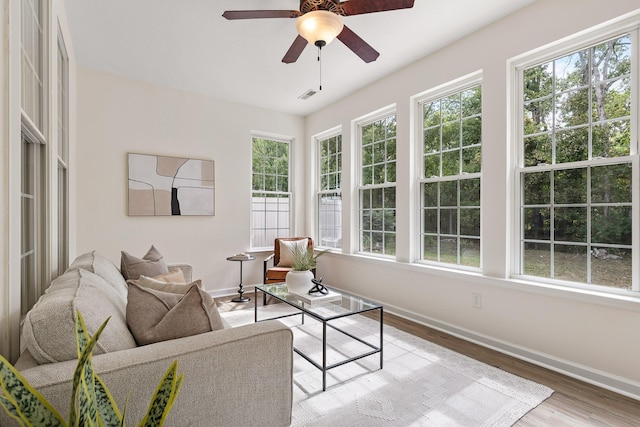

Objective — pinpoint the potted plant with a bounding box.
[0,311,181,427]
[286,245,328,295]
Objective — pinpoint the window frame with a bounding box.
[315,128,343,250]
[56,26,69,276]
[250,134,293,251]
[21,0,47,133]
[510,22,640,295]
[355,106,397,257]
[20,0,49,316]
[414,73,483,271]
[20,131,46,315]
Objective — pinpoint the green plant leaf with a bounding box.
[73,310,123,427]
[121,393,131,427]
[0,394,29,427]
[75,313,91,359]
[93,375,123,427]
[165,374,183,417]
[291,245,329,271]
[79,331,98,427]
[137,361,182,427]
[69,312,109,427]
[0,355,66,426]
[78,355,98,427]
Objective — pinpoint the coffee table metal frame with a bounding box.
[254,283,383,391]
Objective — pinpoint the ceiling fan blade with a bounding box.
[282,35,308,64]
[337,25,380,63]
[340,0,415,16]
[222,10,299,20]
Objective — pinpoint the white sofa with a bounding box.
[1,251,293,426]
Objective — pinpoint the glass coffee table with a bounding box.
[254,283,383,391]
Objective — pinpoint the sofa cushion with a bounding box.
[265,266,291,281]
[126,282,224,346]
[22,269,137,365]
[65,250,128,301]
[277,238,309,267]
[120,245,169,280]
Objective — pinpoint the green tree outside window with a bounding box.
[420,85,482,268]
[520,34,632,289]
[360,115,396,256]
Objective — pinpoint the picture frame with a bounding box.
[127,153,215,216]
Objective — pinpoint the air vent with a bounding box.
[298,89,317,100]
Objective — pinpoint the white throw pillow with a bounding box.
[277,238,309,267]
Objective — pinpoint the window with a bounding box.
[517,33,635,291]
[20,0,47,315]
[317,133,342,249]
[419,84,482,268]
[358,113,396,256]
[56,30,69,275]
[21,0,45,131]
[251,136,292,248]
[21,134,45,315]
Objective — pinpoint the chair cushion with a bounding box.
[66,250,128,301]
[120,245,169,280]
[22,269,137,365]
[266,266,291,281]
[277,238,309,267]
[126,282,225,346]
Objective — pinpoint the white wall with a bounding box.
[306,0,640,398]
[75,68,306,295]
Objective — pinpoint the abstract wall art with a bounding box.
[128,153,215,216]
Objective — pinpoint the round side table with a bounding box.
[226,254,255,303]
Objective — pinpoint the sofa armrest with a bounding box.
[167,263,193,282]
[1,321,292,427]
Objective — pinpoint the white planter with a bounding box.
[285,270,314,295]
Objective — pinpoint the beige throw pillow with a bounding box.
[277,239,309,267]
[151,268,186,283]
[133,276,203,294]
[126,282,224,346]
[120,245,169,280]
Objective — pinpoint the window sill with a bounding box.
[328,252,640,313]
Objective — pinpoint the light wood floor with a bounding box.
[217,294,640,426]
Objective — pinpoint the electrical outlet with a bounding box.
[472,293,482,309]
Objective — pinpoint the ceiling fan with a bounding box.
[222,0,415,64]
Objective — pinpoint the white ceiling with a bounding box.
[63,0,535,116]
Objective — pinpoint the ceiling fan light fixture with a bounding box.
[296,10,344,46]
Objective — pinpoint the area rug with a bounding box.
[221,304,553,426]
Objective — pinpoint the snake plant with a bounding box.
[0,310,183,427]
